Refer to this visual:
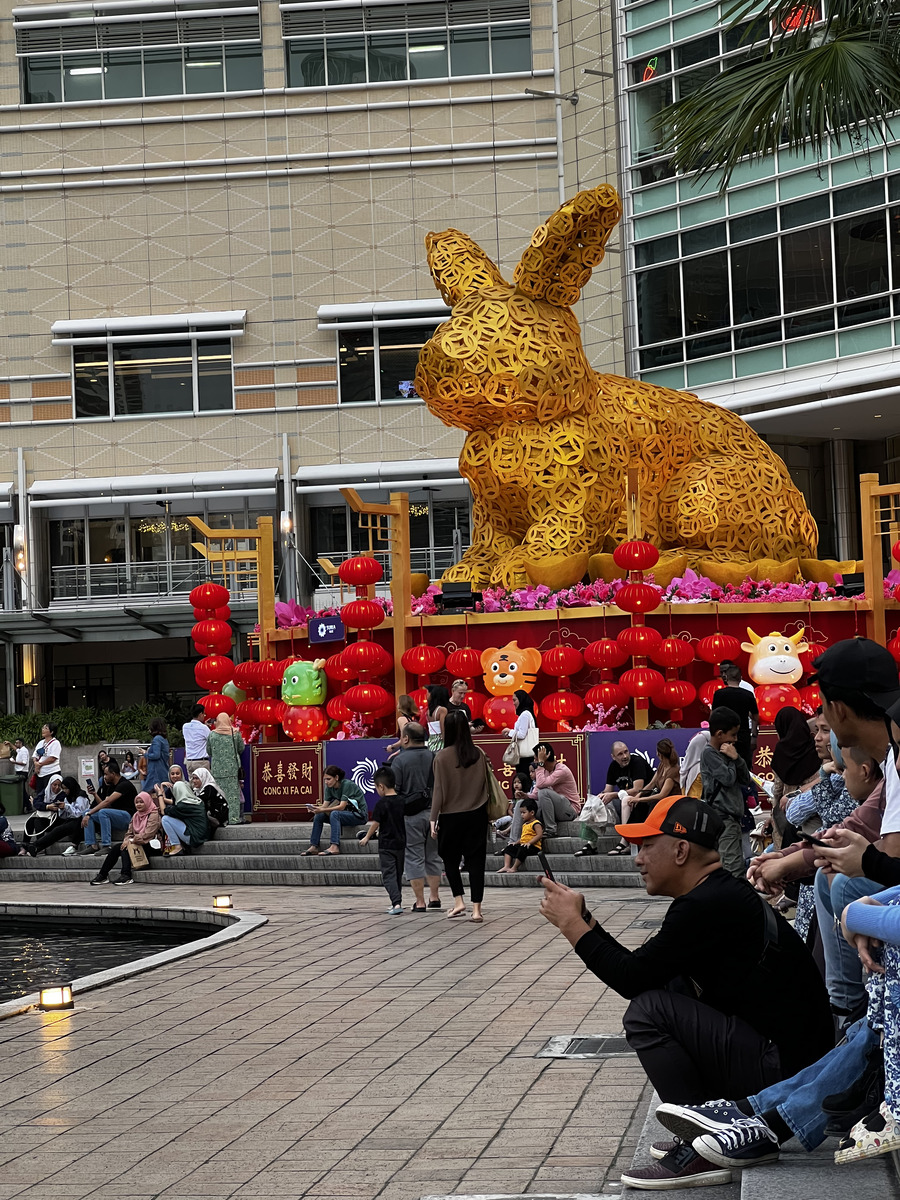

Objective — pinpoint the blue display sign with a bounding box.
[308,616,345,644]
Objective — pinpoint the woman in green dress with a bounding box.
[207,712,246,824]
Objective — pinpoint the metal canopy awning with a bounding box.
[0,597,259,645]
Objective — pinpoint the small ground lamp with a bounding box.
[39,985,74,1011]
[212,894,233,909]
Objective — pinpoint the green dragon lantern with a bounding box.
[281,658,327,706]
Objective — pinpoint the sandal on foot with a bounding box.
[411,905,427,912]
[447,907,466,919]
[835,1102,900,1163]
[301,847,320,856]
[469,915,484,923]
[607,843,630,856]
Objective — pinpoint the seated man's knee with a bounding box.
[622,988,672,1037]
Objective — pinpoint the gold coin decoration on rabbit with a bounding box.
[416,185,818,590]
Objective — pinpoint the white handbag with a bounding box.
[580,794,609,830]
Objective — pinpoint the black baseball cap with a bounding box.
[616,795,724,848]
[810,637,900,712]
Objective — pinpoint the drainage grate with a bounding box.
[536,1034,633,1059]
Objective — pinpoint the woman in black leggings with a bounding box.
[21,776,90,856]
[430,710,490,923]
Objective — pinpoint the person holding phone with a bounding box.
[78,759,137,854]
[497,798,543,874]
[32,722,61,809]
[539,794,832,1190]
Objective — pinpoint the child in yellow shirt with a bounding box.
[497,798,544,874]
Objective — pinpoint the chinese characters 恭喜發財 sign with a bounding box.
[477,733,588,803]
[252,744,323,817]
[308,616,346,644]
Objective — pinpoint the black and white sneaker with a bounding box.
[693,1117,780,1170]
[649,1138,681,1160]
[111,876,134,886]
[657,1098,751,1142]
[89,875,109,886]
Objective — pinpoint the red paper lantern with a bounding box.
[194,640,232,658]
[282,705,328,743]
[614,582,662,614]
[374,696,396,719]
[584,638,629,670]
[197,693,236,718]
[541,691,584,721]
[189,581,229,609]
[345,682,391,714]
[345,640,393,676]
[233,662,257,689]
[191,618,231,650]
[613,540,660,572]
[800,640,830,674]
[234,699,256,724]
[327,695,353,722]
[696,633,742,664]
[650,636,695,669]
[214,605,232,621]
[699,678,725,709]
[585,682,628,710]
[799,683,822,714]
[483,695,518,730]
[324,651,357,683]
[465,690,485,719]
[446,647,482,679]
[757,683,802,724]
[888,636,900,665]
[410,687,429,710]
[258,659,287,688]
[893,541,900,564]
[194,655,233,691]
[341,598,385,630]
[400,644,445,675]
[620,666,665,699]
[654,680,696,712]
[542,645,584,677]
[618,625,662,656]
[338,555,383,587]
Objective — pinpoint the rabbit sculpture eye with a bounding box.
[415,185,818,591]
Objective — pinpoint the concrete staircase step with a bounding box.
[739,1141,899,1200]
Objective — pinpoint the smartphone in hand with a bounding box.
[801,832,829,848]
[85,778,95,793]
[537,851,555,881]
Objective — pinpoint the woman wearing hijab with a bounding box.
[144,718,170,792]
[207,711,245,824]
[21,774,64,852]
[505,690,539,793]
[190,767,229,831]
[89,791,161,886]
[771,707,822,849]
[158,781,209,856]
[20,776,89,857]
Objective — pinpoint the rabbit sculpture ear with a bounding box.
[425,229,510,308]
[513,184,622,307]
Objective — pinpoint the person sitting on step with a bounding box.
[497,798,543,874]
[90,791,162,886]
[158,780,208,857]
[302,766,368,856]
[20,776,90,857]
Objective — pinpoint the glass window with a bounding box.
[74,348,111,418]
[450,29,489,76]
[63,54,103,102]
[311,507,348,559]
[630,51,670,84]
[378,325,438,400]
[89,517,128,565]
[675,61,718,100]
[637,262,682,345]
[891,206,900,292]
[635,235,678,267]
[682,222,726,255]
[724,18,768,52]
[143,49,184,96]
[224,45,263,91]
[408,37,447,79]
[368,34,408,81]
[781,194,830,230]
[782,226,833,312]
[629,79,673,161]
[835,212,890,326]
[490,26,530,73]
[675,34,719,68]
[113,342,194,415]
[288,40,326,86]
[732,239,781,323]
[184,46,224,94]
[197,340,233,411]
[132,514,168,563]
[104,50,142,99]
[682,250,730,333]
[339,331,376,403]
[325,37,368,85]
[49,519,85,567]
[833,180,885,217]
[24,56,63,103]
[730,210,777,242]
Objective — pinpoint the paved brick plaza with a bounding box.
[0,883,662,1200]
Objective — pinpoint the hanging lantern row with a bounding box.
[190,581,235,722]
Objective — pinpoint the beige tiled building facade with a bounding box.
[0,0,623,711]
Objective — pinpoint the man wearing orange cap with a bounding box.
[539,793,832,1190]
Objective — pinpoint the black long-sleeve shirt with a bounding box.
[575,868,833,1078]
[862,842,900,888]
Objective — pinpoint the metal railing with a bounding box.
[313,545,461,586]
[49,559,258,604]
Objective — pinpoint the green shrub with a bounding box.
[0,704,183,747]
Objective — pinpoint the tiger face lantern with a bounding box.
[480,641,542,696]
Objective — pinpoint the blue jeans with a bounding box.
[814,868,884,1011]
[83,807,132,847]
[748,1019,878,1150]
[310,808,364,847]
[161,815,189,846]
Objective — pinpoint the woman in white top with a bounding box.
[33,722,61,808]
[426,684,450,752]
[506,690,538,792]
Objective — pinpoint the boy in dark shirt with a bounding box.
[359,766,407,915]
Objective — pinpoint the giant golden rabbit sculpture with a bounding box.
[415,185,818,589]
